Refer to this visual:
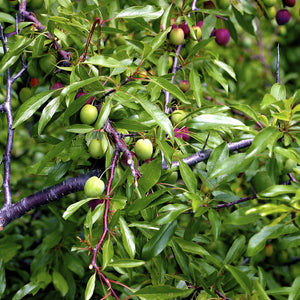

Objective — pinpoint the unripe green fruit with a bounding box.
[39,54,57,74]
[285,158,297,172]
[88,137,108,159]
[265,244,274,257]
[80,104,98,125]
[179,80,190,93]
[192,26,202,40]
[19,87,32,102]
[84,176,105,198]
[217,0,230,9]
[169,28,185,46]
[171,110,187,126]
[262,0,277,7]
[134,139,153,161]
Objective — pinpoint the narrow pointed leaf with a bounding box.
[85,273,96,300]
[225,265,252,295]
[115,5,164,19]
[119,217,136,259]
[189,68,202,107]
[179,160,197,193]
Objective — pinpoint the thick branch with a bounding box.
[0,170,102,229]
[164,138,253,169]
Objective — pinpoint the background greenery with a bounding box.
[0,0,300,299]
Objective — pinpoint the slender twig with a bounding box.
[215,195,256,209]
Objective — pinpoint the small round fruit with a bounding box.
[265,6,277,19]
[174,127,190,141]
[215,28,230,46]
[217,0,230,9]
[262,0,277,7]
[171,110,187,126]
[204,0,215,9]
[88,137,108,159]
[179,22,190,37]
[179,80,190,93]
[169,28,185,46]
[134,139,153,161]
[265,244,274,257]
[19,87,32,102]
[30,78,39,87]
[192,26,202,40]
[276,9,291,25]
[39,54,57,74]
[80,104,98,125]
[283,0,296,7]
[84,176,105,198]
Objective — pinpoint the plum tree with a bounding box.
[84,176,105,198]
[80,104,98,125]
[134,139,153,161]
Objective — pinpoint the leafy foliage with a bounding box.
[0,0,300,299]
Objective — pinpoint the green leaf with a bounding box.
[231,104,260,123]
[246,224,297,257]
[0,243,22,263]
[208,209,221,240]
[254,279,271,300]
[209,153,252,178]
[12,282,41,300]
[119,217,136,259]
[108,259,145,268]
[202,14,216,40]
[207,142,229,175]
[85,273,95,300]
[172,237,209,257]
[187,114,245,130]
[150,76,188,105]
[138,159,162,194]
[224,235,246,265]
[203,61,228,93]
[66,124,94,134]
[13,91,54,129]
[0,259,5,297]
[271,83,286,101]
[179,160,197,193]
[289,276,300,300]
[213,60,236,80]
[115,5,164,19]
[225,265,252,295]
[128,188,171,215]
[62,198,92,220]
[38,96,61,134]
[52,271,69,297]
[137,97,174,141]
[37,137,73,173]
[131,285,193,299]
[261,93,277,109]
[144,27,171,60]
[189,68,202,107]
[233,7,255,36]
[94,97,112,129]
[0,12,16,23]
[161,4,173,31]
[258,185,299,198]
[84,55,126,68]
[0,36,32,73]
[102,239,114,270]
[142,221,177,260]
[245,127,282,159]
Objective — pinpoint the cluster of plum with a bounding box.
[263,0,296,25]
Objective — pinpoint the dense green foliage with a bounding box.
[0,0,300,299]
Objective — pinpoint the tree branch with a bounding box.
[0,170,102,230]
